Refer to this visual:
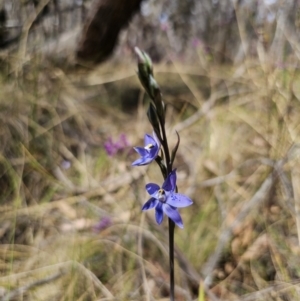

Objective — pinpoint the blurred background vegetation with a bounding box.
[1,0,300,300]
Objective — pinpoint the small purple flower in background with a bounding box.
[104,137,115,156]
[142,169,193,228]
[61,159,71,170]
[191,37,200,48]
[132,133,161,166]
[104,133,130,157]
[114,133,129,150]
[93,217,112,232]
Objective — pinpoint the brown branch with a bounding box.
[76,0,143,65]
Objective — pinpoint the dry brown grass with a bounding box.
[1,53,300,301]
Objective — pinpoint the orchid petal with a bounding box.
[162,169,177,192]
[144,134,156,146]
[163,204,183,228]
[146,183,160,195]
[149,145,159,158]
[133,147,148,156]
[132,157,152,166]
[155,203,164,224]
[152,131,161,148]
[166,193,193,208]
[142,197,158,211]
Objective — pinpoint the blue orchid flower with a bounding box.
[142,170,193,228]
[132,133,161,166]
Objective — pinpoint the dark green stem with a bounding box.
[159,117,171,173]
[159,116,175,301]
[168,217,175,301]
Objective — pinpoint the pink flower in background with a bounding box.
[104,133,130,156]
[93,217,112,232]
[191,38,200,48]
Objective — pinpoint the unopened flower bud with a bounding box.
[134,47,153,77]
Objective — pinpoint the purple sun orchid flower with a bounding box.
[142,170,193,228]
[132,133,161,166]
